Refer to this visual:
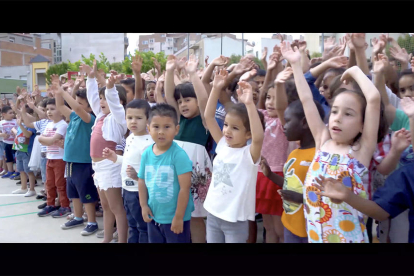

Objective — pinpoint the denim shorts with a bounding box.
[16,151,31,173]
[0,141,4,158]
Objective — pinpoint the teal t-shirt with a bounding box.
[138,141,194,224]
[63,111,96,163]
[390,109,414,168]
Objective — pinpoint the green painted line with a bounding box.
[0,212,38,219]
[0,200,40,207]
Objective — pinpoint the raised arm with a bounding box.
[258,51,283,110]
[350,33,370,75]
[82,62,101,116]
[273,67,293,125]
[155,71,166,104]
[202,55,228,96]
[60,85,92,124]
[53,78,73,121]
[260,47,268,71]
[132,55,144,100]
[237,81,264,164]
[298,41,310,73]
[401,97,414,149]
[281,41,328,148]
[164,55,180,122]
[105,74,127,130]
[377,129,411,175]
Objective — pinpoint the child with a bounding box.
[145,81,157,107]
[120,78,135,104]
[203,69,265,243]
[165,54,211,243]
[53,75,100,236]
[282,41,381,243]
[84,61,128,243]
[37,98,70,217]
[137,103,194,243]
[103,99,153,243]
[11,112,37,196]
[261,99,325,243]
[0,106,17,179]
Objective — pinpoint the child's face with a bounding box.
[319,72,337,106]
[2,109,14,120]
[329,92,363,145]
[265,87,277,117]
[122,84,134,104]
[46,104,63,122]
[223,112,251,148]
[398,75,414,98]
[76,96,92,113]
[148,115,179,148]
[99,95,110,115]
[37,105,46,113]
[177,95,199,119]
[253,75,265,89]
[250,82,259,106]
[283,106,303,141]
[146,83,156,103]
[126,108,148,135]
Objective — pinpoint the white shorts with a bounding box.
[92,159,122,191]
[192,197,208,218]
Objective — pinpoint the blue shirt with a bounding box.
[304,71,331,122]
[210,101,226,155]
[63,111,95,163]
[373,164,414,243]
[138,141,194,224]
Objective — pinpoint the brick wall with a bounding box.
[0,40,52,66]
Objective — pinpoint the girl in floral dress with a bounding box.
[282,42,381,243]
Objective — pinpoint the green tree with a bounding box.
[228,54,264,69]
[385,34,413,71]
[45,62,70,85]
[311,52,322,58]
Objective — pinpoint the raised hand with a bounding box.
[327,55,348,69]
[275,33,284,42]
[310,57,323,65]
[131,55,143,73]
[211,55,228,67]
[372,53,389,74]
[205,55,209,67]
[401,97,414,118]
[312,174,350,201]
[390,46,411,64]
[126,165,138,181]
[372,35,386,55]
[275,67,293,84]
[16,86,21,95]
[298,41,307,53]
[351,33,366,49]
[340,66,360,85]
[185,54,199,75]
[324,37,336,51]
[80,63,93,78]
[281,41,301,65]
[106,73,121,89]
[176,57,187,70]
[75,73,85,87]
[391,128,411,153]
[233,56,255,75]
[166,55,177,72]
[26,96,35,109]
[323,45,342,61]
[261,47,268,60]
[102,147,117,163]
[260,157,271,178]
[151,57,161,74]
[338,35,349,55]
[237,81,254,105]
[212,68,229,90]
[240,69,257,82]
[267,52,280,71]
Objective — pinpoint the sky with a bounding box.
[127,33,304,56]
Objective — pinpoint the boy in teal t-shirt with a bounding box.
[138,104,194,243]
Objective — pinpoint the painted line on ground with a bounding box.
[0,200,41,207]
[0,212,38,219]
[0,194,26,197]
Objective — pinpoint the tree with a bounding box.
[311,52,322,58]
[385,34,413,71]
[228,54,264,69]
[45,62,70,85]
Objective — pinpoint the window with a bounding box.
[41,42,51,49]
[4,76,11,79]
[161,50,165,53]
[144,48,149,52]
[142,40,148,45]
[149,48,154,51]
[174,47,177,51]
[19,75,27,80]
[161,34,166,37]
[167,47,172,50]
[149,39,154,43]
[167,38,172,42]
[9,37,14,43]
[161,42,165,46]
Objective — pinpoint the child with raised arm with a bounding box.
[203,69,265,243]
[53,74,100,236]
[282,41,381,243]
[103,99,154,243]
[0,106,17,179]
[84,61,128,243]
[138,104,194,243]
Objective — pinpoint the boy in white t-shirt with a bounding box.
[0,106,17,178]
[37,98,70,217]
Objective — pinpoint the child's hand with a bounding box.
[171,216,184,234]
[401,97,414,119]
[390,46,411,65]
[391,128,411,153]
[372,35,387,55]
[313,174,350,201]
[212,68,229,90]
[237,81,254,105]
[298,41,307,53]
[260,157,271,178]
[326,56,348,69]
[275,67,293,84]
[350,33,366,49]
[240,69,257,82]
[277,190,303,204]
[185,54,199,75]
[166,55,177,72]
[281,41,301,65]
[176,57,187,71]
[261,47,268,61]
[102,147,117,163]
[340,66,361,85]
[151,57,161,74]
[372,53,389,74]
[141,205,154,223]
[131,55,143,73]
[211,55,228,67]
[232,56,255,75]
[106,73,121,89]
[56,139,65,149]
[126,165,139,181]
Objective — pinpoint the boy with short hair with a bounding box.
[0,106,17,179]
[138,103,194,243]
[37,98,70,217]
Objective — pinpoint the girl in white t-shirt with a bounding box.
[203,69,265,243]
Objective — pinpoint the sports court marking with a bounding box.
[0,200,40,207]
[0,212,38,219]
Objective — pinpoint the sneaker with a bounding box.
[112,230,118,242]
[38,206,58,217]
[61,219,84,230]
[51,207,71,218]
[38,202,47,209]
[24,190,37,197]
[42,197,47,201]
[1,172,13,178]
[0,170,7,176]
[67,213,75,221]
[96,229,105,238]
[36,194,46,200]
[81,224,99,236]
[12,189,28,194]
[10,172,20,180]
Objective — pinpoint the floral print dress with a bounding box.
[304,140,369,243]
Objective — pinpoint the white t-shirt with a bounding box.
[43,120,68,160]
[34,119,52,153]
[203,137,259,222]
[0,119,17,144]
[115,134,154,192]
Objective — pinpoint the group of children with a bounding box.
[1,32,414,243]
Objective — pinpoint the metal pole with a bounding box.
[187,33,190,59]
[242,33,244,56]
[321,33,324,53]
[221,33,223,55]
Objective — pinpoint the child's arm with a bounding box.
[201,56,228,96]
[258,51,283,110]
[237,81,264,164]
[155,72,166,104]
[131,55,144,100]
[309,56,348,78]
[105,74,127,128]
[298,41,310,73]
[137,154,154,222]
[260,157,284,187]
[38,133,63,146]
[313,175,390,222]
[377,129,411,175]
[281,42,328,149]
[83,62,101,116]
[17,119,33,138]
[26,97,46,120]
[342,66,381,167]
[205,70,228,144]
[273,67,293,125]
[172,171,192,234]
[102,147,122,164]
[20,106,36,129]
[351,33,370,75]
[59,85,92,124]
[53,75,74,121]
[279,190,303,205]
[165,55,180,122]
[401,97,414,149]
[186,55,209,128]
